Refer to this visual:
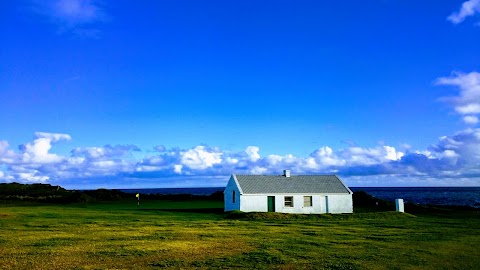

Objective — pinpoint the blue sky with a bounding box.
[1,0,480,189]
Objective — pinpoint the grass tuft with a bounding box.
[191,250,285,268]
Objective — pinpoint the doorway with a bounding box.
[267,196,275,212]
[325,196,329,213]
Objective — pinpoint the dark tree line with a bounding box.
[0,183,224,203]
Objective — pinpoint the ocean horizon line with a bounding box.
[68,186,480,191]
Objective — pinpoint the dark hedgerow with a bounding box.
[0,183,224,204]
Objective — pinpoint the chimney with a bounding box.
[283,170,291,177]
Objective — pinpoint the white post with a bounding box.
[395,199,404,212]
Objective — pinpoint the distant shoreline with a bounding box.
[70,186,480,191]
[113,186,480,209]
[2,183,478,208]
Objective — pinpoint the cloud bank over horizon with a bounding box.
[1,128,479,188]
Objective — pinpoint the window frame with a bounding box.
[232,190,236,203]
[284,196,294,207]
[303,196,313,207]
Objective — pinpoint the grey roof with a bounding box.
[234,174,351,194]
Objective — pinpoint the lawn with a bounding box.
[0,199,479,269]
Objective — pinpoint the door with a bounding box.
[267,196,275,212]
[325,196,329,213]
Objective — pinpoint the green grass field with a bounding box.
[1,200,479,269]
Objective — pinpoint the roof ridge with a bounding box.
[233,174,351,194]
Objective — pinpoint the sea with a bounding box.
[350,187,480,208]
[118,187,480,208]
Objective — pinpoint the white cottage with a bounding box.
[224,170,353,214]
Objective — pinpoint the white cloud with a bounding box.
[264,154,284,167]
[464,115,479,125]
[0,141,17,164]
[456,104,480,114]
[245,146,261,161]
[337,145,403,166]
[401,143,412,150]
[91,160,116,168]
[250,166,268,175]
[436,71,480,125]
[154,145,166,152]
[415,150,434,159]
[34,132,72,142]
[1,130,480,187]
[30,0,109,37]
[72,144,140,159]
[17,172,49,183]
[0,141,9,154]
[174,164,183,174]
[54,0,102,23]
[388,129,480,179]
[0,133,144,183]
[442,150,459,158]
[311,146,345,167]
[225,157,239,165]
[20,132,71,164]
[447,0,480,24]
[431,128,480,164]
[384,146,404,161]
[180,146,223,170]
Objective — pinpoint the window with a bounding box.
[232,191,235,203]
[304,196,313,207]
[284,196,293,207]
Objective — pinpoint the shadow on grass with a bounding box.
[224,210,417,221]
